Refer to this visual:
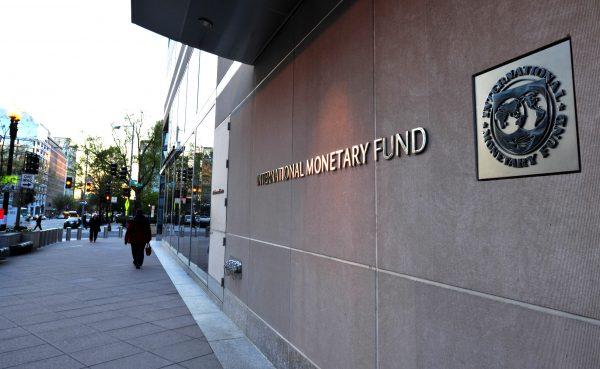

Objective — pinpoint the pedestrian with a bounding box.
[82,213,88,229]
[124,209,152,269]
[33,215,42,230]
[89,213,100,243]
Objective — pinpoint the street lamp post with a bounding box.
[81,147,89,216]
[113,122,136,212]
[2,112,20,227]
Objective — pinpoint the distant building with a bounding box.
[12,111,51,216]
[46,137,68,214]
[0,108,72,216]
[54,137,77,197]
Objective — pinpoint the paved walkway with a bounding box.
[0,238,222,369]
[152,242,275,369]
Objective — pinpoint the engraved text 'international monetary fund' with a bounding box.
[256,127,427,186]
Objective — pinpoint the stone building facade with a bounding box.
[153,1,600,368]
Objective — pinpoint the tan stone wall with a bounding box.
[222,1,600,368]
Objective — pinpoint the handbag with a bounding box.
[145,243,152,256]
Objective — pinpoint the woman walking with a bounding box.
[124,210,152,269]
[89,213,100,243]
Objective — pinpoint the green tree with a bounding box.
[77,115,162,216]
[77,138,127,215]
[135,119,162,211]
[52,194,77,212]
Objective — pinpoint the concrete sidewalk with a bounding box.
[152,241,275,369]
[0,237,222,368]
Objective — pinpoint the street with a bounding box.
[22,219,124,239]
[23,218,66,229]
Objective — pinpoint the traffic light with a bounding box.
[85,182,92,192]
[122,187,130,198]
[32,155,40,174]
[186,167,193,181]
[65,177,73,189]
[110,163,117,176]
[119,166,128,181]
[21,189,35,205]
[181,168,188,182]
[104,192,111,202]
[23,152,40,174]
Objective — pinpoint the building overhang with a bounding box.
[131,0,301,64]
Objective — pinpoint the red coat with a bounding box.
[125,217,152,244]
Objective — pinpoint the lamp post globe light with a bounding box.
[112,121,136,215]
[2,112,21,228]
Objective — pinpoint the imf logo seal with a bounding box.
[481,65,568,168]
[473,38,580,180]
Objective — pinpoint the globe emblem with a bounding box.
[491,78,555,156]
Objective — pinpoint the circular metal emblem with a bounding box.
[481,66,568,168]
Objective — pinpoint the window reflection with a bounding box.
[176,140,195,262]
[159,49,217,283]
[190,134,212,272]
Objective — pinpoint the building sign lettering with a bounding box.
[256,127,427,186]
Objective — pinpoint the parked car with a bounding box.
[63,217,81,229]
[195,215,211,228]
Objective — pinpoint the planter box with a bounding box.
[10,241,33,255]
[0,233,22,248]
[21,232,41,249]
[0,245,8,259]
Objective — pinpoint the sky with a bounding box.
[0,0,168,144]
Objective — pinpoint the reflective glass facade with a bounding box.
[160,48,217,281]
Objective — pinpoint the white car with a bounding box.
[63,217,81,229]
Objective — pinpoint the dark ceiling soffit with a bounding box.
[131,0,301,65]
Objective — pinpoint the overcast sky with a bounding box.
[0,0,167,144]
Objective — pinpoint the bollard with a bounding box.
[58,228,63,242]
[103,226,108,238]
[76,228,82,240]
[205,226,210,238]
[66,228,72,241]
[118,226,123,238]
[40,230,47,246]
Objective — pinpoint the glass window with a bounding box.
[176,135,195,263]
[161,50,217,283]
[190,132,211,273]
